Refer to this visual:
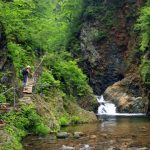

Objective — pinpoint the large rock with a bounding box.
[77,0,144,95]
[33,91,97,130]
[0,24,15,86]
[57,132,70,139]
[103,75,149,113]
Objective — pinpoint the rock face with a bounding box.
[79,0,144,95]
[0,24,15,87]
[32,90,97,130]
[73,0,149,113]
[104,75,148,113]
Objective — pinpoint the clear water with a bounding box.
[23,116,150,150]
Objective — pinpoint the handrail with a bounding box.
[0,87,14,96]
[0,54,48,109]
[0,54,47,96]
[32,54,47,77]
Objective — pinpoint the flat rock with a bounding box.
[57,132,69,139]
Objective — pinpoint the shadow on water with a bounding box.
[23,116,150,150]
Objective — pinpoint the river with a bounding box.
[23,116,150,150]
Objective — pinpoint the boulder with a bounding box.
[103,76,148,113]
[57,132,70,139]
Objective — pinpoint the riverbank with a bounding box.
[23,116,150,150]
[0,92,97,150]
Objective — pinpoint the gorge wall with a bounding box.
[0,24,14,87]
[72,0,149,113]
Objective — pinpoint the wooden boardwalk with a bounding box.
[23,78,34,94]
[19,78,35,104]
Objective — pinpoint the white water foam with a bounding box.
[97,95,145,116]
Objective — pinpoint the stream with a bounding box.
[23,96,150,150]
[23,116,150,150]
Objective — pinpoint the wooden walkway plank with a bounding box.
[23,78,34,94]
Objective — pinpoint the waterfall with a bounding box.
[97,95,145,116]
[97,95,116,115]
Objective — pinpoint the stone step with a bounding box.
[19,97,31,102]
[19,99,33,104]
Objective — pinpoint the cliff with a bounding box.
[70,0,149,113]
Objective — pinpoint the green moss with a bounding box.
[59,116,70,127]
[140,59,150,85]
[71,116,81,124]
[0,104,50,150]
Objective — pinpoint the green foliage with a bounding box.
[35,123,50,135]
[8,42,34,77]
[0,104,50,150]
[59,115,81,126]
[0,0,93,103]
[0,84,13,104]
[36,70,60,95]
[4,125,26,150]
[140,59,150,83]
[44,52,92,96]
[2,104,50,135]
[83,2,115,27]
[135,1,150,85]
[0,0,88,94]
[0,95,6,103]
[135,2,150,51]
[71,116,81,124]
[59,116,70,126]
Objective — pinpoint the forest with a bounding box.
[0,0,149,149]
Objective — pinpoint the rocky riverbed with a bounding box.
[23,116,150,150]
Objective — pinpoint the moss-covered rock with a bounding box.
[0,128,24,150]
[32,88,97,130]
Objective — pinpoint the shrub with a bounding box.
[140,59,150,84]
[1,104,50,149]
[135,2,150,51]
[0,84,14,104]
[71,116,81,124]
[35,123,50,136]
[59,116,70,126]
[2,104,50,135]
[0,95,6,103]
[36,70,60,95]
[44,52,92,96]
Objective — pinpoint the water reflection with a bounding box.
[23,117,150,150]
